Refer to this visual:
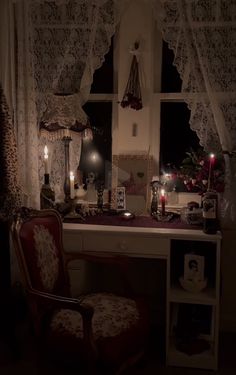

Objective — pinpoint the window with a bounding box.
[161,41,182,93]
[82,32,205,194]
[81,101,112,188]
[81,38,114,189]
[90,40,114,94]
[160,41,203,170]
[158,41,204,192]
[160,102,200,171]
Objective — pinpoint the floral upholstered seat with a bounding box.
[51,293,139,340]
[11,208,149,372]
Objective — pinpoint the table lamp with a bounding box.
[39,93,92,202]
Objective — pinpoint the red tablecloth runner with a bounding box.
[64,214,202,230]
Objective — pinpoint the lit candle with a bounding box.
[160,188,166,216]
[44,145,49,174]
[124,212,132,217]
[207,153,215,191]
[69,171,75,199]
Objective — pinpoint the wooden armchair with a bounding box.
[11,208,149,373]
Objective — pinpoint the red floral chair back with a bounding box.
[11,208,150,373]
[12,208,69,296]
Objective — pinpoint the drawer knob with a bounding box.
[119,241,127,250]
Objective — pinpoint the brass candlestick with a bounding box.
[150,180,160,216]
[63,136,72,202]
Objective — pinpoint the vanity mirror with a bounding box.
[112,154,153,215]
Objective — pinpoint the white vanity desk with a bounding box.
[63,221,221,370]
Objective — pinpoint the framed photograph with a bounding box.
[114,186,126,210]
[112,154,153,214]
[184,254,204,281]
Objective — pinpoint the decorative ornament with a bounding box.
[177,148,224,193]
[120,42,143,111]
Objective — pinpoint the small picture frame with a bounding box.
[115,187,126,210]
[184,254,205,281]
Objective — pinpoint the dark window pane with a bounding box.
[161,41,182,93]
[90,38,113,94]
[81,102,112,187]
[160,102,201,171]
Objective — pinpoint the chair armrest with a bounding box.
[28,288,94,318]
[27,288,96,354]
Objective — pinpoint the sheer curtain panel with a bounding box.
[152,0,236,228]
[1,0,128,205]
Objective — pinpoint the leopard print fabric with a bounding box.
[0,84,22,220]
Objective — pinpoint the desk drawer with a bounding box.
[63,232,83,253]
[83,233,169,257]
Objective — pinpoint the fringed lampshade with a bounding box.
[39,93,93,202]
[40,93,93,141]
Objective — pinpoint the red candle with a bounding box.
[160,188,166,216]
[207,153,215,190]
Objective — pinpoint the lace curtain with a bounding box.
[1,0,128,206]
[151,0,236,228]
[0,84,22,220]
[29,0,128,114]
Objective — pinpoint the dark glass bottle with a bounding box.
[202,190,218,234]
[150,181,159,216]
[40,174,55,209]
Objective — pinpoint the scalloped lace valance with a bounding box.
[39,93,91,142]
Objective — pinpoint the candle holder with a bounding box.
[63,136,72,202]
[150,180,160,216]
[40,173,55,209]
[160,188,166,216]
[155,212,174,222]
[62,198,85,220]
[69,198,80,216]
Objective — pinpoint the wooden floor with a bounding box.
[0,284,235,375]
[0,317,236,375]
[0,285,235,375]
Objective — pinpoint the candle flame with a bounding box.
[210,153,215,159]
[161,188,165,196]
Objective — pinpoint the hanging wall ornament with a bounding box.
[121,42,143,111]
